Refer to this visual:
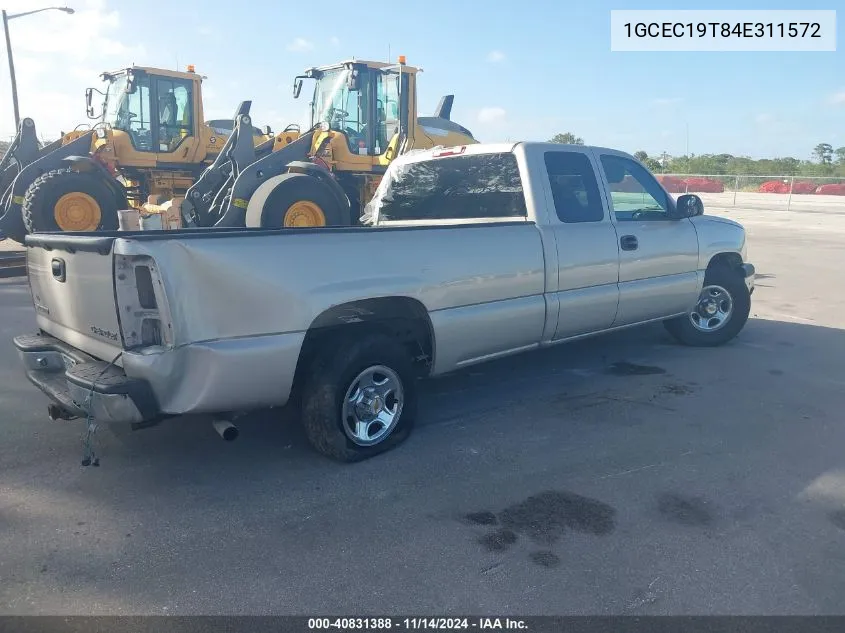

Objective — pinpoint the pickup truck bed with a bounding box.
[14,141,755,462]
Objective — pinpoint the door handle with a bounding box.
[620,235,638,251]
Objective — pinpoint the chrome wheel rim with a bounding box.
[342,365,404,446]
[690,284,733,332]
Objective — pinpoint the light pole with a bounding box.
[2,6,74,130]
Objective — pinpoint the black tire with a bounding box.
[260,173,351,228]
[22,167,119,233]
[300,332,417,462]
[664,264,751,347]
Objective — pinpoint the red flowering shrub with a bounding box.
[683,177,724,193]
[759,180,790,193]
[815,184,845,196]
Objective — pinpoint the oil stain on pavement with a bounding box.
[606,362,667,376]
[464,490,616,568]
[528,550,561,568]
[660,383,696,396]
[829,509,845,531]
[478,528,517,552]
[656,492,714,527]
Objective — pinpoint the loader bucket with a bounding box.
[0,118,44,242]
[182,101,256,227]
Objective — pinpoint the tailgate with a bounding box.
[25,234,124,362]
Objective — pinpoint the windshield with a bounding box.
[312,69,359,131]
[310,66,402,156]
[102,74,129,129]
[101,72,154,150]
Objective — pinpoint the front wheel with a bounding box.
[22,167,119,233]
[300,333,417,462]
[259,173,350,228]
[664,265,751,347]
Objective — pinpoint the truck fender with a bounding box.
[243,165,350,228]
[61,155,128,208]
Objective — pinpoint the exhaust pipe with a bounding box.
[212,418,239,441]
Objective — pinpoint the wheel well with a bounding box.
[286,161,351,217]
[707,252,743,274]
[64,157,128,208]
[291,297,435,400]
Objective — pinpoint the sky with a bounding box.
[0,0,842,160]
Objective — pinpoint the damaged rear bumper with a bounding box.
[13,332,159,425]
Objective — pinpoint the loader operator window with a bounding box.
[155,78,194,153]
[313,68,369,154]
[107,74,153,151]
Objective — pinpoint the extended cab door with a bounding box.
[532,146,621,340]
[592,149,700,326]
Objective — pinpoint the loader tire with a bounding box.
[260,173,350,228]
[300,332,418,462]
[23,168,119,234]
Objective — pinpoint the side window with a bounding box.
[544,151,604,223]
[377,153,527,221]
[599,154,670,221]
[155,78,194,152]
[376,72,400,155]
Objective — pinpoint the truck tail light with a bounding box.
[114,255,173,350]
[433,146,467,158]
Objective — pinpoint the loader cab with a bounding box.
[295,59,415,170]
[92,66,205,165]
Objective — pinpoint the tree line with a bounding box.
[5,134,844,179]
[548,133,845,178]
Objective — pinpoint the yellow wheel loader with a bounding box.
[0,65,273,244]
[180,57,477,230]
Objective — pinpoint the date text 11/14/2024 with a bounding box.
[308,618,529,630]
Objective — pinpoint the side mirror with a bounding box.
[675,194,704,218]
[347,68,362,91]
[85,87,95,118]
[293,77,303,99]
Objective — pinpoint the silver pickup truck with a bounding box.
[14,141,754,462]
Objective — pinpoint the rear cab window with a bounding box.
[543,151,605,223]
[365,151,527,223]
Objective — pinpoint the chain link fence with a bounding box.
[658,174,845,213]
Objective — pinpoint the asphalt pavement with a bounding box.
[1,207,844,615]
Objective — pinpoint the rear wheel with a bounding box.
[22,168,119,233]
[260,173,350,228]
[300,333,418,462]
